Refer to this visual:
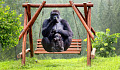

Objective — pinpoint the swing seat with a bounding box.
[34,39,82,54]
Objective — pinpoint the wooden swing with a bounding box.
[19,1,95,66]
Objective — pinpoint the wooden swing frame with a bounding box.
[19,1,95,66]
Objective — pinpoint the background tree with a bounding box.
[0,1,23,49]
[0,1,23,60]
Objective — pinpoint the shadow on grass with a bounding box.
[46,64,60,67]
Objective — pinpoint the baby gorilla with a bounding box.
[51,33,64,52]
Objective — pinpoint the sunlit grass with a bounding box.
[0,56,120,70]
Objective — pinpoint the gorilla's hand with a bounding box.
[51,29,56,34]
[51,18,59,25]
[56,29,71,37]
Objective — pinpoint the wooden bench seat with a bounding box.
[34,39,82,54]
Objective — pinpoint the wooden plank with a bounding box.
[37,39,42,41]
[72,39,82,42]
[36,48,81,51]
[37,39,82,42]
[34,50,81,54]
[37,45,81,48]
[37,43,82,45]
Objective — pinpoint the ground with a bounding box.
[0,56,120,70]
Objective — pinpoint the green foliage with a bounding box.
[0,1,23,50]
[84,28,120,57]
[0,56,120,70]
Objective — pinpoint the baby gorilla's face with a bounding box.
[53,33,61,41]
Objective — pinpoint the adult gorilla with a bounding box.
[42,10,73,52]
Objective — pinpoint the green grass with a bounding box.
[0,56,120,70]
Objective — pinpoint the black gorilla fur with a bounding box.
[41,10,73,52]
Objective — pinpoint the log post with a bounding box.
[87,5,92,66]
[22,7,27,65]
[27,4,34,57]
[83,2,88,22]
[69,1,94,40]
[19,1,46,40]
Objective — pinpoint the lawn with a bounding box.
[0,56,120,70]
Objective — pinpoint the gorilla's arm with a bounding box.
[42,19,56,37]
[57,19,73,37]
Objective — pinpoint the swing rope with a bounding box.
[72,10,81,39]
[39,9,44,38]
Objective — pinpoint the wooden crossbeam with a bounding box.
[22,3,93,7]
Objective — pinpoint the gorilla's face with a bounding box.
[50,11,60,20]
